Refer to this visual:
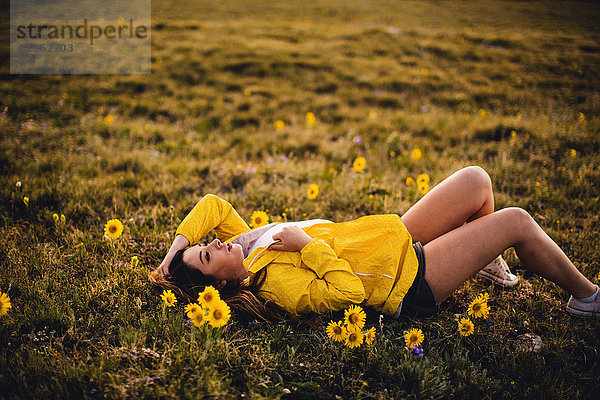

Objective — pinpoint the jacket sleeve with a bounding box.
[294,238,365,314]
[175,194,250,244]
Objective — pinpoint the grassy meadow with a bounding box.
[2,0,600,398]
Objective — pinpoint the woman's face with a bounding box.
[182,239,247,285]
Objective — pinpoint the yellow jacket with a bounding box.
[176,194,419,316]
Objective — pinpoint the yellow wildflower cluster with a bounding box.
[52,213,66,224]
[325,305,375,348]
[185,286,231,328]
[406,174,430,195]
[459,292,491,337]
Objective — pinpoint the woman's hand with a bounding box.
[268,226,313,252]
[157,234,190,276]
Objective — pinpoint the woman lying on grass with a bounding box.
[150,166,600,321]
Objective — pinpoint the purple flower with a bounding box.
[266,157,274,165]
[353,136,362,144]
[412,345,423,357]
[279,155,288,163]
[420,105,428,113]
[41,122,47,128]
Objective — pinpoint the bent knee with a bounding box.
[501,207,536,231]
[462,166,492,193]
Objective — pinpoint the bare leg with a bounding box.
[423,207,597,304]
[402,166,495,245]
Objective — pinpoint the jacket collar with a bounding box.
[243,246,301,274]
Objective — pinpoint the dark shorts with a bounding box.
[399,242,438,317]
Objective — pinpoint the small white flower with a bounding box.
[16,181,21,188]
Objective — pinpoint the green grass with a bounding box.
[1,0,600,398]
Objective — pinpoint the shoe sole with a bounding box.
[566,306,600,317]
[477,270,519,287]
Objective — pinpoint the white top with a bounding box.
[231,219,333,259]
[248,219,333,255]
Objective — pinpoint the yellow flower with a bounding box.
[344,326,364,349]
[479,109,486,118]
[406,177,415,186]
[207,300,231,328]
[104,219,124,240]
[131,256,139,267]
[198,286,221,309]
[404,328,424,349]
[417,174,429,185]
[104,115,114,125]
[0,291,12,317]
[185,302,203,319]
[458,318,474,336]
[326,320,347,342]
[53,213,59,223]
[570,149,577,158]
[274,120,285,130]
[60,214,66,223]
[244,88,252,96]
[191,311,207,328]
[306,112,316,127]
[597,271,600,282]
[23,196,29,206]
[420,67,429,76]
[411,148,423,160]
[511,130,517,138]
[250,210,269,229]
[535,181,541,188]
[418,181,429,195]
[160,289,177,307]
[467,297,490,319]
[307,183,319,200]
[368,110,377,120]
[344,305,366,330]
[578,112,585,122]
[365,327,376,345]
[476,292,489,303]
[353,156,366,172]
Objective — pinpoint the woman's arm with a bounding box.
[176,194,251,245]
[157,194,250,276]
[156,234,189,276]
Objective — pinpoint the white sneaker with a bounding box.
[566,287,600,317]
[477,256,519,287]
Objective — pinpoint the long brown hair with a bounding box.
[148,249,318,326]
